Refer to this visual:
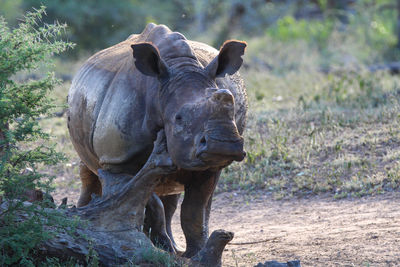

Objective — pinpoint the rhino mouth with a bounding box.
[176,156,229,171]
[197,151,245,163]
[194,133,246,164]
[185,148,245,171]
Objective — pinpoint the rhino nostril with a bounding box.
[200,136,206,145]
[196,136,208,159]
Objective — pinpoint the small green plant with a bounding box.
[0,6,74,265]
[141,246,180,267]
[86,240,99,267]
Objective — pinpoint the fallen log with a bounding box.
[368,62,400,74]
[1,130,233,266]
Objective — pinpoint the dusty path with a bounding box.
[54,187,400,266]
[171,192,400,267]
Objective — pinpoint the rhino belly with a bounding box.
[154,179,184,196]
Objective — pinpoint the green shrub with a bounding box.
[267,15,334,49]
[0,6,74,265]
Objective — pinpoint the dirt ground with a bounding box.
[53,188,400,267]
[171,192,400,267]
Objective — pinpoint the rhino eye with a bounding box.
[175,114,182,122]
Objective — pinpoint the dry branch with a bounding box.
[192,229,234,267]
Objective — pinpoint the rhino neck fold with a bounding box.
[159,70,214,102]
[165,57,203,73]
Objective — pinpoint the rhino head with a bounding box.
[131,41,246,171]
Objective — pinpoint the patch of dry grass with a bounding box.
[220,66,400,198]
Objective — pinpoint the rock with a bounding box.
[255,260,301,267]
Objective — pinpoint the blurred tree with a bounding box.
[327,0,355,23]
[19,0,189,54]
[213,2,246,47]
[397,0,400,48]
[193,0,208,33]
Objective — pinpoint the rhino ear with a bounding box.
[131,43,169,81]
[205,40,246,78]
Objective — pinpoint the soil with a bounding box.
[53,189,400,267]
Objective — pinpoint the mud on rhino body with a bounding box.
[68,23,247,257]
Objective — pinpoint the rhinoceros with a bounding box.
[67,23,247,257]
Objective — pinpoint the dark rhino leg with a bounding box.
[181,170,220,258]
[144,193,175,253]
[77,162,102,207]
[160,194,184,253]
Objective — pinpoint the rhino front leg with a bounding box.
[181,170,220,258]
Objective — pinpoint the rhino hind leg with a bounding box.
[77,162,102,207]
[160,194,184,253]
[144,193,175,253]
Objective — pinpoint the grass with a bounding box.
[219,53,400,198]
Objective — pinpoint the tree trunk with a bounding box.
[193,0,208,33]
[213,3,246,47]
[397,0,400,49]
[0,123,8,159]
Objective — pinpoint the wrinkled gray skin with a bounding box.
[68,23,247,257]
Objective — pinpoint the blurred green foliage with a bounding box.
[1,0,399,63]
[267,15,335,49]
[20,0,188,53]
